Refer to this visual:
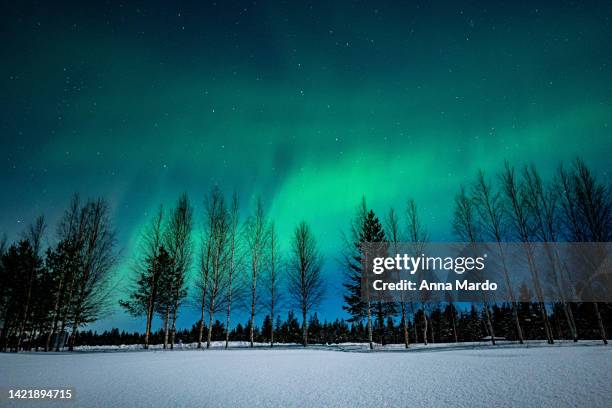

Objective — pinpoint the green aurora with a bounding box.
[1,1,611,329]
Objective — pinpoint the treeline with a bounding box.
[1,187,326,352]
[343,158,611,349]
[28,301,611,349]
[0,197,116,352]
[1,158,610,352]
[118,189,325,350]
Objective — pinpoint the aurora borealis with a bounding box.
[1,1,611,330]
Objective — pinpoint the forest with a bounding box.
[0,158,610,352]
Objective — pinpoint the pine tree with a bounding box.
[120,245,171,347]
[342,198,368,324]
[343,204,389,349]
[261,315,273,343]
[308,313,322,344]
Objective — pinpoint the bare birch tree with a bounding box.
[523,165,578,342]
[196,230,212,349]
[52,195,88,351]
[385,207,410,348]
[162,193,193,350]
[244,197,269,347]
[501,162,554,344]
[119,206,165,349]
[287,221,325,347]
[560,160,610,344]
[263,222,282,347]
[472,169,524,344]
[224,192,240,349]
[203,187,230,349]
[453,186,496,345]
[67,198,117,351]
[405,199,429,345]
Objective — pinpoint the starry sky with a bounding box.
[1,0,611,331]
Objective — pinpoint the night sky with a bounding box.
[1,1,611,331]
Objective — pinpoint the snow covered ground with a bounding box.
[1,342,610,407]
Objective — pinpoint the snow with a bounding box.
[1,342,610,407]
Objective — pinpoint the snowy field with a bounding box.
[1,342,610,408]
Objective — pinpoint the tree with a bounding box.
[342,197,368,326]
[452,185,496,345]
[287,221,325,347]
[161,193,192,349]
[523,165,578,342]
[385,207,409,348]
[119,207,165,349]
[66,198,117,351]
[224,192,240,349]
[473,169,524,344]
[263,222,282,347]
[559,159,610,344]
[203,187,230,349]
[342,198,393,349]
[405,199,429,345]
[364,211,397,347]
[51,195,88,351]
[244,197,269,347]
[501,162,554,344]
[362,209,391,347]
[14,217,45,351]
[0,240,41,351]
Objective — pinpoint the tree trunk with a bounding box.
[430,316,435,344]
[16,265,35,351]
[270,286,275,348]
[270,310,275,348]
[144,306,153,350]
[28,326,37,351]
[56,319,67,352]
[46,274,66,352]
[497,243,524,345]
[302,309,308,347]
[483,302,496,345]
[364,270,374,349]
[56,272,76,352]
[593,302,608,345]
[197,300,206,349]
[562,302,578,342]
[538,301,555,344]
[144,275,158,350]
[197,277,209,349]
[450,304,458,343]
[224,290,232,349]
[163,305,170,349]
[366,300,373,350]
[68,284,88,352]
[68,322,79,352]
[170,301,178,350]
[224,264,233,349]
[249,268,257,348]
[512,302,524,344]
[401,301,409,348]
[206,300,215,349]
[1,318,11,352]
[421,308,428,346]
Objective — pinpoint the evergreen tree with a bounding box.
[343,205,391,349]
[261,315,273,343]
